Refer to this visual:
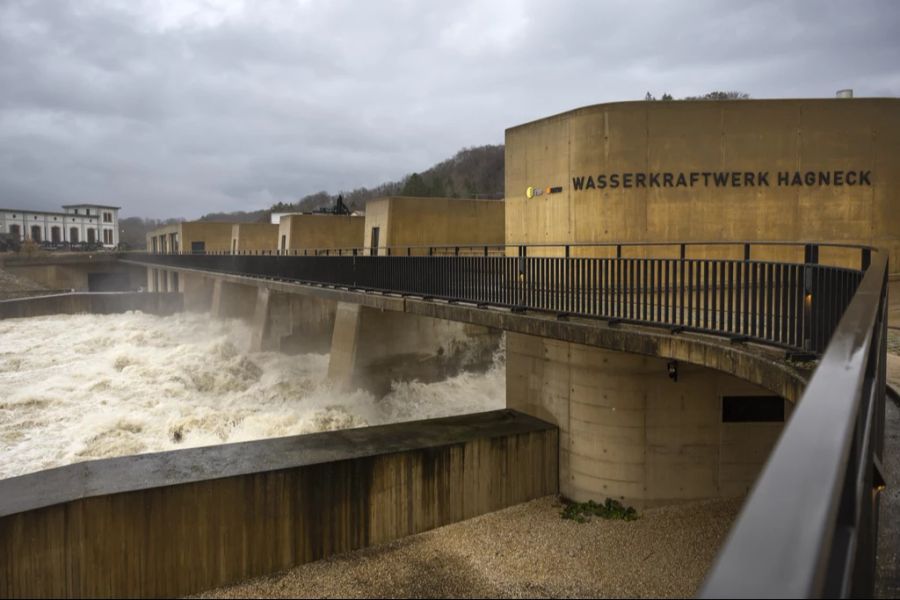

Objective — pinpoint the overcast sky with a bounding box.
[1,0,898,219]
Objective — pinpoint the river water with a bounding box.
[0,311,505,479]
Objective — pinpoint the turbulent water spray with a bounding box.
[0,311,505,479]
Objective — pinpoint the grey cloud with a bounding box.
[0,0,898,218]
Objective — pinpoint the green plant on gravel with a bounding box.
[560,498,638,523]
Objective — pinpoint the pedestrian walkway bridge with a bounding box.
[129,241,889,598]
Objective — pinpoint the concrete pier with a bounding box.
[327,301,502,394]
[506,332,790,507]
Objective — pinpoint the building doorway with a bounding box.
[51,226,61,243]
[87,229,96,244]
[30,225,41,242]
[70,227,79,243]
[9,224,20,239]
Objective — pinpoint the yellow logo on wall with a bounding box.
[525,185,562,199]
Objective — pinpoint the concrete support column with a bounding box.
[210,279,224,316]
[506,332,789,508]
[250,288,289,352]
[327,302,501,394]
[181,273,215,312]
[210,280,259,320]
[327,302,362,386]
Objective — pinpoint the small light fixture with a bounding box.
[667,360,678,382]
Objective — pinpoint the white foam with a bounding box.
[0,311,505,479]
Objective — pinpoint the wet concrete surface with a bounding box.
[0,409,552,518]
[876,350,900,598]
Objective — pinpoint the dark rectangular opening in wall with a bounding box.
[191,241,205,254]
[88,272,130,292]
[722,396,785,422]
[370,227,380,256]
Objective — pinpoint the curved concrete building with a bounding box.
[505,98,900,272]
[504,98,899,506]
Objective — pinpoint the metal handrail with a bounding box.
[131,242,871,354]
[135,240,876,264]
[700,251,887,598]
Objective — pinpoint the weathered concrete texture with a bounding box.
[0,410,558,599]
[249,287,337,352]
[328,301,502,394]
[231,223,279,252]
[0,292,183,319]
[506,332,791,507]
[505,99,900,275]
[211,278,258,319]
[276,292,338,354]
[2,254,145,292]
[278,214,364,252]
[146,221,234,254]
[364,197,505,255]
[181,271,216,312]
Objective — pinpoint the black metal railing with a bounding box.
[131,241,871,354]
[700,250,888,598]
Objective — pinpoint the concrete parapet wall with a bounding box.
[4,259,146,292]
[0,292,183,319]
[0,410,557,599]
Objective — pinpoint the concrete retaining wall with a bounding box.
[0,292,183,319]
[0,410,557,599]
[507,332,790,507]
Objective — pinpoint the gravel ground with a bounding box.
[193,495,741,599]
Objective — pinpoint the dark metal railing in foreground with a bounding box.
[701,251,887,598]
[134,241,871,354]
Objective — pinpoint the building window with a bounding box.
[722,396,785,423]
[103,212,112,223]
[30,225,41,242]
[85,209,91,216]
[10,224,20,238]
[103,229,113,244]
[87,228,96,244]
[370,227,380,255]
[74,209,79,215]
[70,227,79,243]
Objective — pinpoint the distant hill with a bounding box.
[287,144,504,214]
[122,144,505,248]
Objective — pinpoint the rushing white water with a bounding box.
[0,311,505,479]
